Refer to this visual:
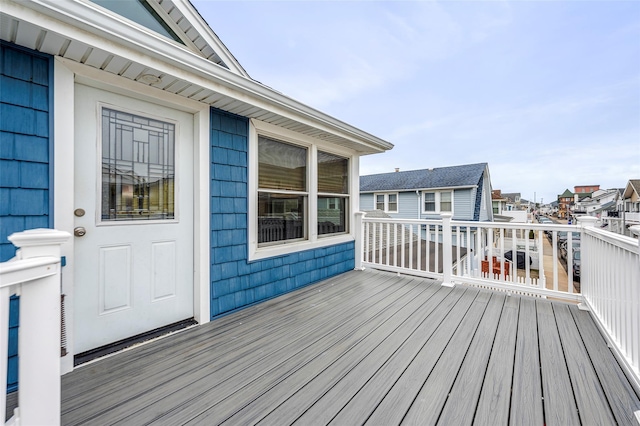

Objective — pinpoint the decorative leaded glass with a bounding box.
[101,108,175,221]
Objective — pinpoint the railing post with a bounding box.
[6,229,70,426]
[441,213,454,287]
[354,211,365,271]
[577,216,597,311]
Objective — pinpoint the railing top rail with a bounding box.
[361,216,581,232]
[583,225,640,253]
[0,256,61,288]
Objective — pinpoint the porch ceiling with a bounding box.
[0,0,393,155]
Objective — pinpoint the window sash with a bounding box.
[318,151,348,194]
[388,194,398,212]
[424,192,436,212]
[440,191,452,212]
[258,136,307,191]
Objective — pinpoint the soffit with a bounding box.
[0,0,392,155]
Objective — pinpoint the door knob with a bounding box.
[74,227,87,237]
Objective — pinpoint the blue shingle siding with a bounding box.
[1,42,53,394]
[209,108,354,319]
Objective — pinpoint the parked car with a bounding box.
[559,240,581,261]
[504,250,533,269]
[556,231,580,247]
[572,250,581,279]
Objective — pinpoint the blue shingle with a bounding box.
[0,104,34,135]
[0,75,32,108]
[2,47,31,80]
[14,135,48,162]
[20,162,48,188]
[32,57,48,85]
[0,160,19,186]
[0,132,14,159]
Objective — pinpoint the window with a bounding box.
[424,192,436,212]
[91,0,184,44]
[317,151,349,236]
[422,191,454,214]
[101,107,175,221]
[440,191,452,212]
[250,119,354,259]
[257,136,307,244]
[374,193,398,213]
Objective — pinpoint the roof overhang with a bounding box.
[360,185,477,194]
[0,0,393,155]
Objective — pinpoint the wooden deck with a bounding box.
[53,269,640,425]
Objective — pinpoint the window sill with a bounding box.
[249,233,354,262]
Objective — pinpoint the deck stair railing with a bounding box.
[1,229,69,426]
[355,213,640,388]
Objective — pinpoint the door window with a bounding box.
[101,107,176,221]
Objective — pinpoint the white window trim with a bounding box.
[373,192,399,213]
[248,119,356,261]
[422,190,454,214]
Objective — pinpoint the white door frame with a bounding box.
[54,58,210,375]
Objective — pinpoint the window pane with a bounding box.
[101,108,175,221]
[388,194,398,211]
[318,151,348,194]
[258,136,307,191]
[376,194,385,210]
[258,192,306,244]
[318,196,347,235]
[424,192,435,212]
[441,191,452,212]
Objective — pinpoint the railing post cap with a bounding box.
[577,216,598,227]
[355,211,366,217]
[8,229,71,259]
[629,225,640,238]
[440,213,453,219]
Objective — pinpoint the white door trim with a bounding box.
[54,58,210,375]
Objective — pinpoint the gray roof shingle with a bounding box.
[360,163,487,192]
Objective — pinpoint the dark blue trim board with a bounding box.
[209,108,355,319]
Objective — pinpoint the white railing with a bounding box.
[358,213,583,301]
[580,223,640,391]
[355,213,640,387]
[1,229,69,426]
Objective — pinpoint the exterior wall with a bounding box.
[360,193,374,211]
[397,191,418,219]
[0,42,52,393]
[210,108,354,318]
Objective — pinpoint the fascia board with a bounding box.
[6,0,392,154]
[169,0,249,78]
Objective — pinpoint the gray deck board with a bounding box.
[473,295,519,425]
[537,300,581,425]
[569,305,640,425]
[56,269,640,426]
[436,293,506,425]
[363,288,481,425]
[510,297,544,425]
[553,303,616,424]
[324,286,470,426]
[256,285,454,425]
[400,290,494,424]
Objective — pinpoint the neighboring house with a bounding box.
[501,192,522,211]
[622,180,640,212]
[1,0,392,388]
[574,184,600,194]
[491,190,508,215]
[360,163,494,222]
[558,189,574,219]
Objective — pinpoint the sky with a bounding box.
[192,0,640,205]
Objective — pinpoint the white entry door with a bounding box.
[73,84,194,354]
